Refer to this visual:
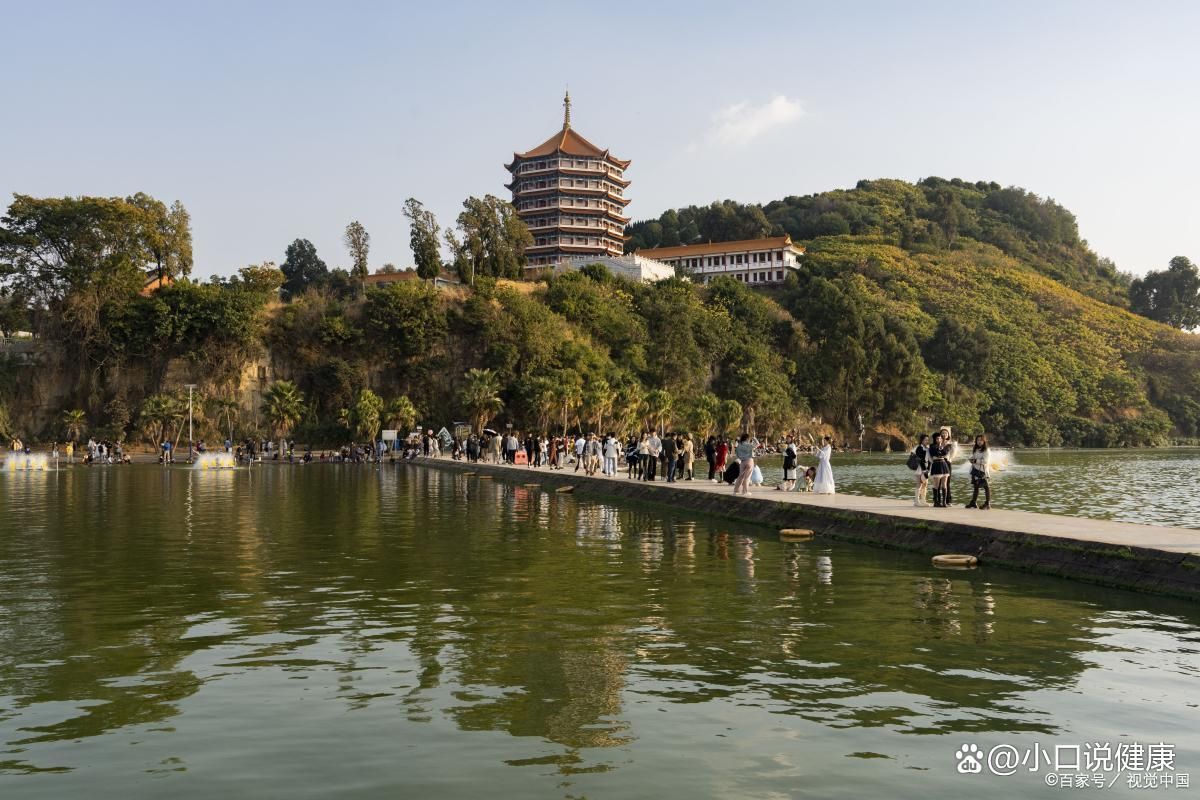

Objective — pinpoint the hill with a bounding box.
[1,184,1197,448]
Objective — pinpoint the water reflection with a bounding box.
[0,464,1197,797]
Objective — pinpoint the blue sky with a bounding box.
[2,1,1197,278]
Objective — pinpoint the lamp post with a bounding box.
[185,383,197,460]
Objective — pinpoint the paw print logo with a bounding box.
[955,743,984,774]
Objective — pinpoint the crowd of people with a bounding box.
[433,425,995,509]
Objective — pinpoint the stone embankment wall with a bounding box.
[423,459,1200,602]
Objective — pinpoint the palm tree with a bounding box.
[715,398,743,437]
[139,394,183,446]
[522,376,558,434]
[61,409,87,442]
[210,396,240,442]
[261,381,305,438]
[582,379,615,434]
[642,388,673,435]
[554,372,583,437]
[383,396,417,434]
[350,388,383,442]
[685,392,719,438]
[459,368,504,434]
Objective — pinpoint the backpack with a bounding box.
[906,451,920,470]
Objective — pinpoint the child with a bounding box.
[803,466,816,492]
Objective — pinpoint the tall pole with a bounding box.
[185,384,197,452]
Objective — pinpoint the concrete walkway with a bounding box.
[426,455,1200,555]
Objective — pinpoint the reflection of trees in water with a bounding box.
[1,464,1184,776]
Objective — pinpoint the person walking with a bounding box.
[812,435,836,494]
[682,434,695,480]
[928,431,952,507]
[732,433,760,496]
[966,434,992,509]
[573,433,586,472]
[909,433,931,506]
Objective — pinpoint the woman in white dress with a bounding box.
[812,436,836,495]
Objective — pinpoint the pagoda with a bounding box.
[505,92,631,269]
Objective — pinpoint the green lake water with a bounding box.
[756,447,1200,528]
[0,464,1197,798]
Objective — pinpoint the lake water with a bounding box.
[0,464,1197,798]
[755,447,1200,528]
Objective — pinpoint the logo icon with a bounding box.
[956,743,984,774]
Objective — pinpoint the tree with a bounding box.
[446,195,532,283]
[103,397,132,442]
[343,221,370,297]
[404,199,442,280]
[261,381,305,437]
[582,378,615,433]
[0,194,192,395]
[281,238,328,299]
[210,396,240,442]
[139,393,184,446]
[127,193,193,283]
[349,388,383,442]
[460,368,504,434]
[1130,256,1200,329]
[715,399,743,437]
[642,388,673,433]
[683,392,720,438]
[61,408,87,442]
[384,395,418,433]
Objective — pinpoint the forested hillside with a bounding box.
[2,182,1197,449]
[628,178,1130,306]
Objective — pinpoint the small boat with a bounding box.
[555,485,575,494]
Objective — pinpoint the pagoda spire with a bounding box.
[563,89,571,129]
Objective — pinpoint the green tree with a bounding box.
[582,378,615,433]
[281,238,328,299]
[140,393,184,446]
[683,392,719,438]
[459,368,504,434]
[642,388,673,433]
[715,399,743,437]
[210,396,240,441]
[404,198,443,280]
[383,395,418,433]
[61,408,87,442]
[446,195,532,283]
[261,380,305,438]
[126,192,193,283]
[103,397,132,442]
[350,388,383,442]
[1130,256,1200,329]
[343,220,370,297]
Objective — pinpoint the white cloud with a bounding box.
[697,95,804,150]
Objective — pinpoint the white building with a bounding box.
[636,235,804,285]
[559,253,674,283]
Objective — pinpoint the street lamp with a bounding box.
[185,383,197,460]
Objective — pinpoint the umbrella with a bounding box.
[483,428,498,436]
